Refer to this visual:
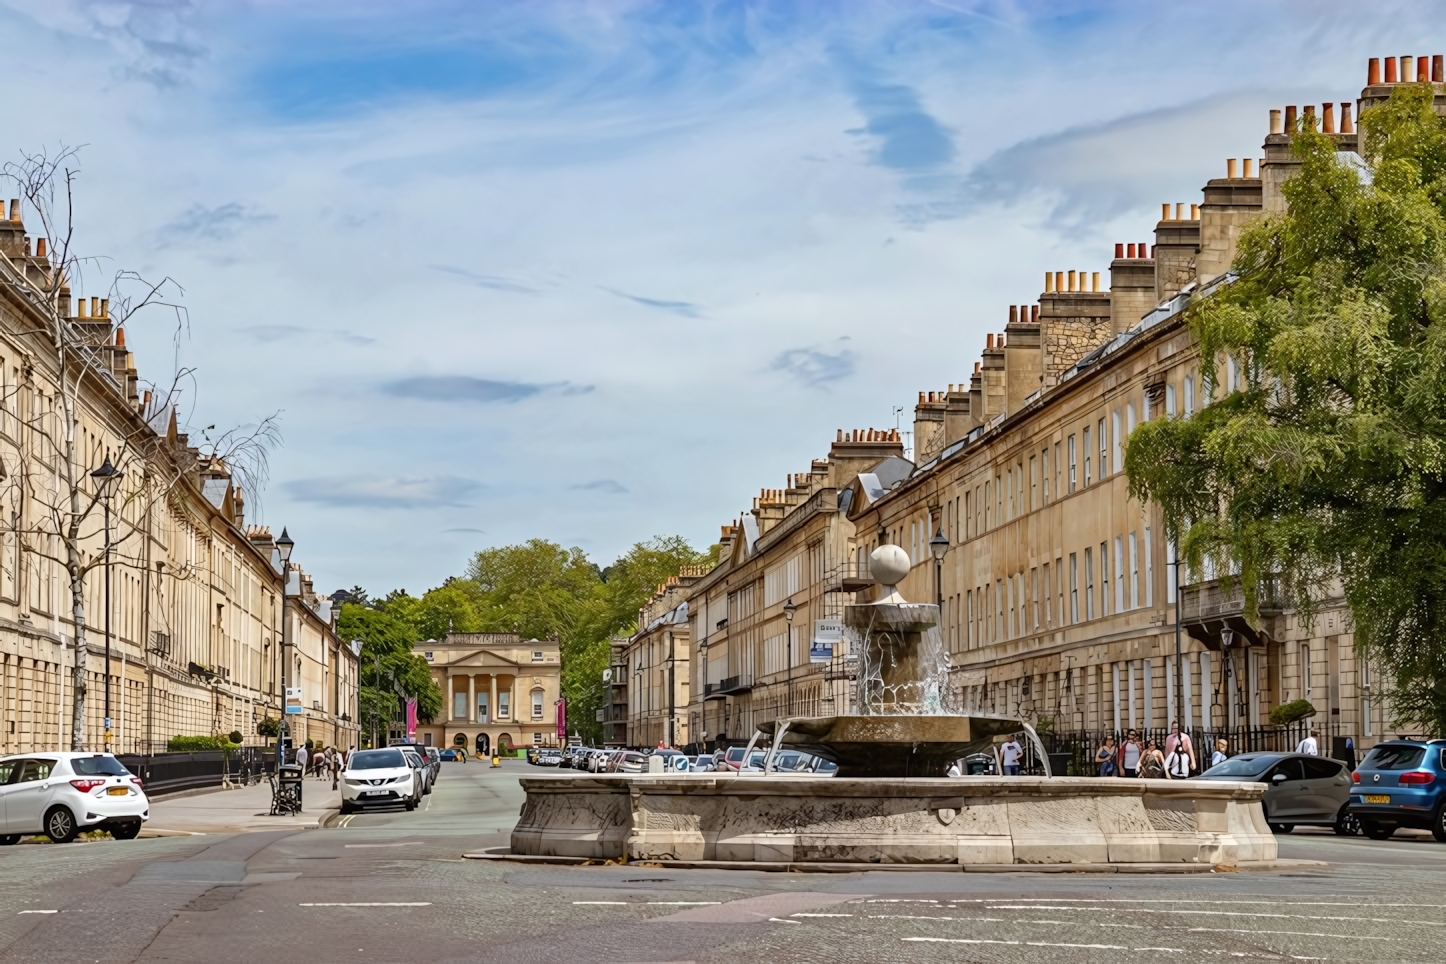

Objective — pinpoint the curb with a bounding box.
[460,851,1323,874]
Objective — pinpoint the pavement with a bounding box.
[142,776,343,835]
[0,759,1442,962]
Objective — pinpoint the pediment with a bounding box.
[442,647,525,668]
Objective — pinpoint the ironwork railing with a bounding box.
[1037,721,1346,776]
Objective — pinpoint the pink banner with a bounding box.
[555,697,566,740]
[406,698,418,737]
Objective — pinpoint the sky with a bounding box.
[0,0,1438,596]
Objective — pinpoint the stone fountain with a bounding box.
[508,546,1277,868]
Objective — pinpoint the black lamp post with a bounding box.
[90,455,122,749]
[783,598,797,719]
[929,526,950,613]
[275,527,295,755]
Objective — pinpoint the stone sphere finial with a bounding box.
[870,544,911,589]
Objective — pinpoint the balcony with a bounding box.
[1180,577,1287,649]
[703,681,726,701]
[716,674,753,695]
[823,562,875,595]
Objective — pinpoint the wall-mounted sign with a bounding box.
[811,619,843,663]
[285,686,304,715]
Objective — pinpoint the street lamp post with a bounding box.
[90,456,122,750]
[275,527,294,760]
[929,526,950,613]
[783,598,797,719]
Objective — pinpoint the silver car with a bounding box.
[1199,752,1355,834]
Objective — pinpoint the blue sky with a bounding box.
[0,0,1437,594]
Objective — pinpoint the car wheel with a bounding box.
[0,834,20,846]
[44,806,78,844]
[1360,820,1396,840]
[404,797,417,811]
[109,820,141,840]
[1431,804,1446,844]
[339,801,355,815]
[1267,822,1293,835]
[1334,805,1360,837]
[422,782,432,795]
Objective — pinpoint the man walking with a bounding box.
[296,744,308,774]
[1164,722,1196,775]
[1000,736,1023,776]
[1296,728,1320,756]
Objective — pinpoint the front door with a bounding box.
[2,759,56,834]
[475,733,490,756]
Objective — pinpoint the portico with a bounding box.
[412,632,562,754]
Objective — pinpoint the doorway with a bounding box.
[475,733,490,756]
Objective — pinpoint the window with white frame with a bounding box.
[1129,531,1140,609]
[1183,374,1194,415]
[1113,536,1125,613]
[1112,411,1123,474]
[531,688,545,718]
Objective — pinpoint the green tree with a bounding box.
[1126,84,1446,736]
[337,603,443,745]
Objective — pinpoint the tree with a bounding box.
[1126,84,1446,736]
[338,603,443,746]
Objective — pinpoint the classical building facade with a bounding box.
[619,574,698,748]
[676,57,1423,753]
[412,632,562,754]
[0,195,357,756]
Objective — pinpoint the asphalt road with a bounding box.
[1,761,1443,963]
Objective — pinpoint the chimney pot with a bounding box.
[143,390,152,407]
[91,297,99,317]
[78,297,88,318]
[1008,305,1018,325]
[1044,271,1054,293]
[100,298,108,318]
[115,327,125,348]
[1030,305,1038,323]
[1175,202,1184,220]
[1368,56,1381,86]
[7,199,17,222]
[974,361,981,374]
[1114,242,1124,258]
[919,390,927,403]
[1303,105,1316,132]
[1418,54,1430,82]
[1227,158,1238,179]
[1269,108,1283,135]
[1055,271,1064,292]
[1322,102,1335,134]
[1067,269,1077,292]
[1190,203,1199,220]
[1161,202,1170,221]
[1243,157,1255,177]
[1401,56,1414,83]
[1091,271,1100,293]
[1284,105,1297,131]
[1385,57,1398,84]
[836,429,842,442]
[986,334,994,349]
[35,238,46,258]
[998,332,1006,347]
[1434,54,1444,83]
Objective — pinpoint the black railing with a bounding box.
[118,747,277,796]
[1037,721,1347,776]
[717,674,753,694]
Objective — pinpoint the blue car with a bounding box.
[1347,739,1446,841]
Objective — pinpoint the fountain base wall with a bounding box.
[511,775,1276,867]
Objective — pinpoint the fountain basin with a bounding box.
[756,714,1029,778]
[511,774,1276,868]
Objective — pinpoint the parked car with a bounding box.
[1347,739,1446,841]
[536,748,563,767]
[424,747,441,782]
[340,747,422,813]
[1199,752,1355,834]
[439,748,467,763]
[399,745,433,795]
[690,755,717,772]
[616,751,648,773]
[650,749,690,772]
[598,750,624,772]
[0,752,148,844]
[719,746,748,772]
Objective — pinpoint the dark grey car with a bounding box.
[1199,752,1355,835]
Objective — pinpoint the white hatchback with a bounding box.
[340,748,422,813]
[0,752,149,844]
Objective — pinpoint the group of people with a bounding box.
[1092,724,1324,778]
[295,745,352,790]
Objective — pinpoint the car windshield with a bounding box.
[1203,755,1275,777]
[349,749,405,770]
[1362,745,1426,770]
[69,755,130,776]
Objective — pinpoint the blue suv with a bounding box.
[1347,739,1446,841]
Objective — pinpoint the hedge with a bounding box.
[167,735,240,753]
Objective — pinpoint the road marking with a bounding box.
[647,902,721,905]
[18,911,57,915]
[866,898,938,903]
[768,918,800,924]
[1184,927,1388,941]
[344,842,419,848]
[791,913,853,918]
[989,897,1446,909]
[988,904,1441,926]
[904,939,1320,959]
[299,902,431,907]
[573,902,628,905]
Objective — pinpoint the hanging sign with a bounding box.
[811,619,842,663]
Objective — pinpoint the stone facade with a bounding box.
[619,573,699,748]
[413,632,562,754]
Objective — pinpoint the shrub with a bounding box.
[1269,699,1317,726]
[228,730,244,745]
[167,735,238,753]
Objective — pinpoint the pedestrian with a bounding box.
[1095,735,1117,776]
[296,744,308,773]
[1163,722,1196,775]
[1165,738,1191,779]
[1210,738,1229,769]
[329,750,342,791]
[1119,730,1143,779]
[1000,736,1023,776]
[1296,728,1320,756]
[1137,739,1166,779]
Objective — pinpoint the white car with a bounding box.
[340,748,422,814]
[0,752,149,844]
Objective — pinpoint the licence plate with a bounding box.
[361,790,387,797]
[106,787,129,796]
[1364,794,1390,804]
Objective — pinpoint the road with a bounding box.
[1,761,1443,962]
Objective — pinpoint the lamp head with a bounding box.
[783,598,797,622]
[929,526,949,562]
[276,527,295,564]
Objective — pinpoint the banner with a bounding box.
[555,697,567,739]
[811,619,842,663]
[405,698,418,737]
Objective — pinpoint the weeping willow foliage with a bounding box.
[1126,84,1446,737]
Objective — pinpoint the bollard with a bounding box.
[491,754,501,768]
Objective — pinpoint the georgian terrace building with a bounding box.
[618,572,701,748]
[0,198,357,755]
[841,59,1427,750]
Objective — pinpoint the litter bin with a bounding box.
[273,764,303,815]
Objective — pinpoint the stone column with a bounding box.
[448,675,456,720]
[468,674,476,723]
[490,675,499,727]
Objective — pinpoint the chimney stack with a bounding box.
[1322,102,1335,134]
[1385,57,1398,84]
[1434,55,1444,83]
[1284,105,1297,131]
[1368,57,1381,86]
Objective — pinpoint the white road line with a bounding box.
[344,842,420,848]
[906,940,1321,960]
[866,898,938,903]
[17,910,57,915]
[905,938,1020,945]
[573,901,628,905]
[988,904,1439,926]
[991,897,1446,909]
[768,918,801,924]
[791,913,854,918]
[647,902,721,905]
[299,902,431,907]
[1185,926,1388,940]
